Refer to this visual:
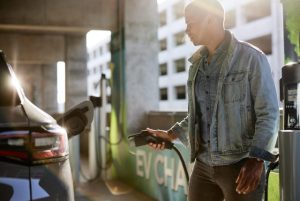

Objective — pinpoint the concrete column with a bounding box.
[125,0,159,133]
[65,35,88,184]
[42,64,58,114]
[271,0,284,101]
[13,63,58,114]
[65,35,88,109]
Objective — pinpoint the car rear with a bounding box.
[0,50,74,201]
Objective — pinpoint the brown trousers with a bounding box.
[189,158,265,201]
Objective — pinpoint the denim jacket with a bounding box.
[170,33,279,163]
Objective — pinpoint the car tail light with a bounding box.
[0,127,68,164]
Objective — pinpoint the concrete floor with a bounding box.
[75,178,157,201]
[75,154,156,201]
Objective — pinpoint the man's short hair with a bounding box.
[186,0,224,21]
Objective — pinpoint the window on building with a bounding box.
[107,95,112,104]
[160,38,167,51]
[225,9,236,29]
[175,85,186,100]
[107,43,111,52]
[160,11,167,27]
[160,63,167,76]
[93,50,97,58]
[246,34,272,55]
[160,88,168,100]
[242,0,271,23]
[173,1,185,20]
[93,81,98,90]
[99,47,103,55]
[174,31,185,46]
[174,58,186,72]
[93,67,97,74]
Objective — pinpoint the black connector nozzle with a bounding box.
[128,130,173,149]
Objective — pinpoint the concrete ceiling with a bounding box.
[0,0,118,34]
[0,0,119,65]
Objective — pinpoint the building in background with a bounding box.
[87,0,284,111]
[86,30,112,118]
[86,31,111,98]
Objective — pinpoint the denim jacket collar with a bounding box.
[188,46,205,64]
[188,30,235,65]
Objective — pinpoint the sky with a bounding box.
[157,0,167,4]
[86,30,111,50]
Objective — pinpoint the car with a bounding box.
[0,50,93,201]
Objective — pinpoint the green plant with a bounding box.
[268,171,280,201]
[283,0,300,56]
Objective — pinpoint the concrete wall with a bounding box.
[64,35,88,183]
[0,33,62,114]
[0,33,88,115]
[11,63,58,114]
[65,35,88,110]
[125,0,160,133]
[0,33,64,65]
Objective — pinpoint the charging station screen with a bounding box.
[285,84,300,129]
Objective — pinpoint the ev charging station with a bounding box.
[279,62,300,201]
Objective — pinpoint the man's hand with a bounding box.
[235,158,264,194]
[146,128,177,150]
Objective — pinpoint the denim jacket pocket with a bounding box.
[222,72,246,103]
[217,104,244,152]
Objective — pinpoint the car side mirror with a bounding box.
[55,100,94,139]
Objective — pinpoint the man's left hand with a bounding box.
[235,158,264,194]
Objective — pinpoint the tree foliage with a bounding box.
[283,0,300,56]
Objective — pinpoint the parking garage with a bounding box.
[0,0,299,201]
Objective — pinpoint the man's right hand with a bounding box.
[146,128,177,150]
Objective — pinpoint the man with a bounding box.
[147,0,279,200]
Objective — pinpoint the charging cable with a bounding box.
[128,130,189,183]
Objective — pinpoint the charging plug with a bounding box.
[128,130,173,149]
[128,130,190,183]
